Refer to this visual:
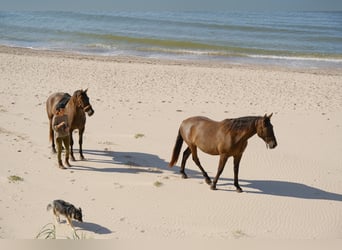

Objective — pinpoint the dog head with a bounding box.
[73,207,83,222]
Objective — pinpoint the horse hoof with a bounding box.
[205,178,212,185]
[210,185,217,190]
[181,174,188,179]
[236,188,243,193]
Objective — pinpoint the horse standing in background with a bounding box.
[169,114,277,192]
[46,89,94,161]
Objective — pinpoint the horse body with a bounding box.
[46,89,94,161]
[169,115,277,192]
[180,116,255,156]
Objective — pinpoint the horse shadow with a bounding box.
[72,149,199,176]
[217,178,342,201]
[73,220,112,235]
[73,149,342,202]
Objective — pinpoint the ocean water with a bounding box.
[1,11,342,68]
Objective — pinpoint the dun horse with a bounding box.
[46,89,94,161]
[169,114,277,192]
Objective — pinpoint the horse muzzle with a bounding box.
[84,105,94,116]
[267,140,277,149]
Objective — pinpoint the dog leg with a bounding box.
[55,215,61,224]
[66,217,75,230]
[53,209,61,223]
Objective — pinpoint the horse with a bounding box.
[169,114,277,192]
[46,89,94,161]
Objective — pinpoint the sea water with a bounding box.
[1,11,341,68]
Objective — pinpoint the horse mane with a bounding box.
[222,116,261,132]
[73,90,82,96]
[72,89,89,102]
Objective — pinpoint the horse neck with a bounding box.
[244,119,258,141]
[66,96,82,120]
[230,117,259,142]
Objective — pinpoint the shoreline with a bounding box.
[1,45,341,75]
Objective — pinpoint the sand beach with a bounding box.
[0,45,341,241]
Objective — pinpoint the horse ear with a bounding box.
[84,88,88,93]
[263,113,273,119]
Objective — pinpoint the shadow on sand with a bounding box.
[216,178,342,201]
[71,149,200,176]
[71,149,342,202]
[73,221,112,235]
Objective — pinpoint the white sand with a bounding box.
[0,46,341,240]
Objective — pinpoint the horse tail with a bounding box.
[169,130,183,167]
[46,95,54,142]
[49,118,53,142]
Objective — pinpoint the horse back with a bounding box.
[180,116,226,154]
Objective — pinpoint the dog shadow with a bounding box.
[73,220,112,235]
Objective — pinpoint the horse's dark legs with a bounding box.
[211,154,229,190]
[69,130,76,161]
[233,155,243,192]
[51,134,56,153]
[180,147,191,179]
[78,128,85,160]
[190,146,211,185]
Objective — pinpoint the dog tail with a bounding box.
[46,203,53,211]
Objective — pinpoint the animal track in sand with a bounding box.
[0,105,7,112]
[0,126,29,141]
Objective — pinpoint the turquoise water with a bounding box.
[1,11,342,67]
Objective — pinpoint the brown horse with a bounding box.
[169,114,277,192]
[46,89,94,161]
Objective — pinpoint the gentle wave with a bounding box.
[79,32,342,61]
[1,11,342,68]
[248,54,342,63]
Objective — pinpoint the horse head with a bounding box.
[74,89,94,116]
[256,113,277,149]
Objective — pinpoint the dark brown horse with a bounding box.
[46,89,94,161]
[169,114,277,192]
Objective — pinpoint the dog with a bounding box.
[47,199,83,229]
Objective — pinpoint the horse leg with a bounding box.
[49,119,56,153]
[180,147,191,179]
[69,130,76,161]
[211,154,229,190]
[190,146,211,185]
[79,127,85,160]
[233,155,243,192]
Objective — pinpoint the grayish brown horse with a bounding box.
[169,114,277,192]
[46,89,94,161]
